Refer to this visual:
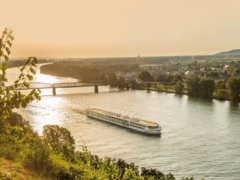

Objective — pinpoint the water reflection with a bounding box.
[229,101,239,108]
[24,97,65,135]
[34,73,59,84]
[187,96,214,106]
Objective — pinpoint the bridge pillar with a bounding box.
[94,85,98,93]
[52,87,56,96]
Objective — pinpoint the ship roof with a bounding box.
[88,108,159,127]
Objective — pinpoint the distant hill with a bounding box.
[214,49,240,56]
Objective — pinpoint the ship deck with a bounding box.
[89,108,159,127]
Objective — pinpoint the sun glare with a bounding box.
[31,98,65,135]
[34,70,59,84]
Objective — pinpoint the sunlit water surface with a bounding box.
[6,67,240,180]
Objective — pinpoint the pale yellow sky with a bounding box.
[1,0,240,58]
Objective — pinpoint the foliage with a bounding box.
[174,80,184,94]
[7,112,34,133]
[156,74,182,85]
[198,79,215,98]
[156,84,164,92]
[138,71,154,82]
[186,76,215,98]
[77,66,101,82]
[108,72,117,85]
[214,89,230,100]
[100,63,140,73]
[186,76,200,97]
[215,80,226,89]
[43,125,75,161]
[206,70,219,78]
[0,157,37,180]
[0,28,41,120]
[117,76,126,84]
[156,74,173,83]
[40,63,140,82]
[226,77,240,102]
[22,136,51,173]
[146,81,151,91]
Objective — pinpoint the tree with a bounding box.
[146,81,151,91]
[43,125,75,161]
[99,72,107,82]
[174,80,184,94]
[156,84,164,92]
[117,76,126,89]
[206,70,219,78]
[76,66,100,82]
[215,89,229,100]
[138,71,153,82]
[226,77,240,102]
[0,28,41,120]
[156,74,173,83]
[117,76,125,84]
[215,80,226,89]
[108,72,117,85]
[186,76,200,97]
[198,79,215,98]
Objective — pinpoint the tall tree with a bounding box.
[43,125,75,161]
[198,79,215,98]
[174,80,184,94]
[226,77,240,102]
[186,76,200,97]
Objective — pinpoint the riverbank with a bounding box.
[132,83,232,102]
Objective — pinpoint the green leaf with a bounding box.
[31,62,36,66]
[14,80,19,85]
[20,67,25,71]
[29,67,36,74]
[32,57,38,63]
[27,74,33,81]
[25,57,31,65]
[9,35,14,41]
[23,82,30,88]
[2,62,7,69]
[3,54,9,61]
[7,40,12,47]
[6,47,11,55]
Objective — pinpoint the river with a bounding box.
[6,66,240,180]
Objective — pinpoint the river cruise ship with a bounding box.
[86,108,161,135]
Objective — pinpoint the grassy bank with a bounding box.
[133,83,232,102]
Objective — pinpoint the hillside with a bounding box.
[0,158,37,180]
[214,49,240,56]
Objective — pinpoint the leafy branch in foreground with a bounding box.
[0,27,41,119]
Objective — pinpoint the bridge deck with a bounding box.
[7,82,108,90]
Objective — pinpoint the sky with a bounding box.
[1,0,240,58]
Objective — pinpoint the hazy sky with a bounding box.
[1,0,240,58]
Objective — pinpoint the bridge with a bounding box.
[7,82,108,95]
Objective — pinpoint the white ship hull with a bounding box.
[86,108,161,135]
